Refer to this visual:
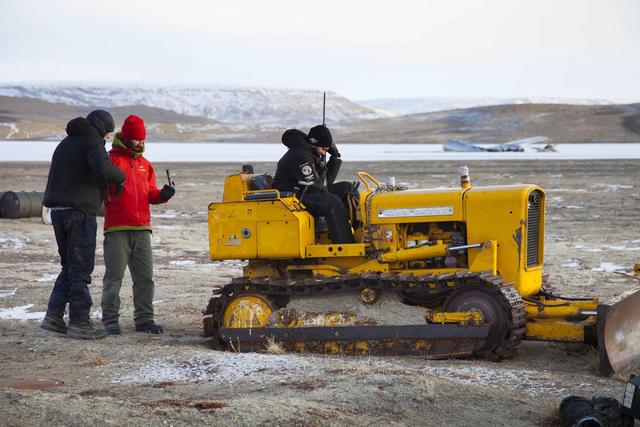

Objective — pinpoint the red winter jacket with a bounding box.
[104,134,166,232]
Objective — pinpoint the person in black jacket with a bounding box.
[273,126,354,244]
[40,110,125,340]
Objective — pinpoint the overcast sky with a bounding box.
[1,0,638,101]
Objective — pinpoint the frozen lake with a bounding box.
[1,140,639,162]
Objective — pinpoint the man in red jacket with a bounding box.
[101,115,175,335]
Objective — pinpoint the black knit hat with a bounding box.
[308,125,332,148]
[86,110,115,138]
[281,129,308,148]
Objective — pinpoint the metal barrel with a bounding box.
[0,191,45,219]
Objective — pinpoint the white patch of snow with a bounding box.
[0,304,46,321]
[91,308,102,320]
[565,205,583,209]
[562,260,581,268]
[547,188,588,193]
[154,225,184,230]
[152,300,166,305]
[573,245,604,252]
[591,262,626,272]
[110,352,323,385]
[590,183,633,191]
[169,259,196,266]
[1,122,19,138]
[0,288,18,298]
[152,209,190,219]
[36,273,58,283]
[0,236,30,249]
[421,365,565,397]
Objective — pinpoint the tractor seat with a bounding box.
[251,174,273,190]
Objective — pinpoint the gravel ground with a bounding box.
[1,159,639,426]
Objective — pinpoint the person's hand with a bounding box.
[160,184,175,201]
[114,183,124,196]
[328,141,340,158]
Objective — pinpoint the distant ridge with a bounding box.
[0,84,383,127]
[359,97,619,116]
[0,87,638,143]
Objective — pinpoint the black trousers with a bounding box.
[302,191,354,244]
[47,209,96,323]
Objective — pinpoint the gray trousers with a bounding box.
[102,230,155,326]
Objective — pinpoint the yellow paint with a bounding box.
[427,311,484,325]
[525,319,593,342]
[468,240,498,275]
[379,240,447,263]
[465,185,544,296]
[222,295,272,329]
[306,243,367,258]
[524,298,598,319]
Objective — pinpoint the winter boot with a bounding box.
[104,322,122,335]
[135,321,164,334]
[67,320,108,340]
[40,314,67,334]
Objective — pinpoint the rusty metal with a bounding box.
[597,285,640,375]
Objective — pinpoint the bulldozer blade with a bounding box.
[597,285,640,375]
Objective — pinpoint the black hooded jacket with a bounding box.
[273,129,342,194]
[43,117,125,214]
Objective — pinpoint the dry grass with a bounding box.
[140,399,227,411]
[264,336,286,354]
[84,356,109,367]
[174,305,203,316]
[418,374,435,402]
[536,398,563,426]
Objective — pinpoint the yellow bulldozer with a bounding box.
[203,166,640,375]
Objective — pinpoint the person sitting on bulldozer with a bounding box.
[273,126,354,244]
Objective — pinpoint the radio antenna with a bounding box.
[322,92,326,126]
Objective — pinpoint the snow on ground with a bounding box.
[421,365,567,397]
[151,209,190,219]
[0,236,30,249]
[562,260,581,268]
[590,183,633,191]
[547,188,588,193]
[110,352,324,385]
[0,288,18,298]
[591,262,627,272]
[0,304,46,321]
[574,243,640,252]
[35,273,58,283]
[108,351,580,398]
[169,259,197,267]
[2,141,640,162]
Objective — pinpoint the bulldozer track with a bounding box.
[203,271,526,360]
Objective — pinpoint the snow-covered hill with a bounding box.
[0,84,384,127]
[359,97,616,116]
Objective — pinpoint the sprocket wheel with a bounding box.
[443,286,513,358]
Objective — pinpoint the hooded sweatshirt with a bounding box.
[43,117,125,214]
[103,133,166,232]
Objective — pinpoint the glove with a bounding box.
[328,142,340,158]
[114,183,124,197]
[160,184,175,201]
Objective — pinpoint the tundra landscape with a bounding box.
[1,159,638,426]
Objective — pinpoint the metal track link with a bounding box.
[204,271,526,360]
